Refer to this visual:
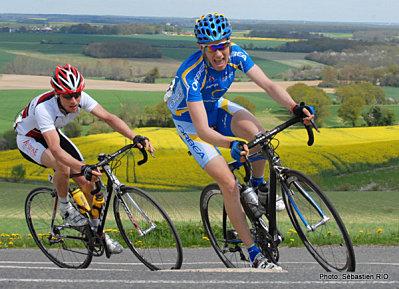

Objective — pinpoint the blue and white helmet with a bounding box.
[194,13,232,44]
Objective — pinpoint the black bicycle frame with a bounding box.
[71,143,148,243]
[228,115,316,246]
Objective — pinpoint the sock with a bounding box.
[58,197,70,213]
[247,243,261,262]
[251,177,264,188]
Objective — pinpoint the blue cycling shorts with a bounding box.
[173,97,246,168]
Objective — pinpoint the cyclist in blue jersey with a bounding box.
[165,13,314,270]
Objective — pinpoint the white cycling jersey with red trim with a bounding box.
[14,91,98,139]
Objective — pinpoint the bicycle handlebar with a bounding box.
[70,143,148,180]
[247,116,317,149]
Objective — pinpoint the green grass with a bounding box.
[0,50,16,72]
[383,86,399,100]
[251,56,294,78]
[0,89,287,135]
[0,180,397,248]
[0,89,166,134]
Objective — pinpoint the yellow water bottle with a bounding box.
[91,192,105,219]
[71,188,91,214]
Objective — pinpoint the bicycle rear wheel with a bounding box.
[25,187,94,269]
[281,170,356,272]
[200,184,251,268]
[113,186,183,270]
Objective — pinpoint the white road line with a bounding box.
[0,261,398,266]
[0,278,397,285]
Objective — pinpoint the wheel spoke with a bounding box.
[114,187,182,270]
[25,188,93,268]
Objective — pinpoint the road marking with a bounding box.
[0,260,398,266]
[0,278,397,285]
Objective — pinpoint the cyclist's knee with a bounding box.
[219,178,239,197]
[54,163,70,177]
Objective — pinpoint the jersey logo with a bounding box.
[177,125,205,159]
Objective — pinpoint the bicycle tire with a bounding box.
[281,169,356,272]
[25,187,94,269]
[113,186,183,270]
[200,184,251,268]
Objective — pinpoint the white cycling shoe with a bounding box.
[276,195,286,211]
[105,233,123,254]
[251,253,283,271]
[60,203,88,227]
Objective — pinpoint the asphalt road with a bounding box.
[0,246,397,289]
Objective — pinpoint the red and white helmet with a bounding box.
[50,64,85,94]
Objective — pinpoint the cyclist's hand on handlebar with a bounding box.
[81,165,102,182]
[133,135,155,156]
[230,140,249,163]
[292,102,315,126]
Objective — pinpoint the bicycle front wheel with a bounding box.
[113,186,183,270]
[200,184,250,268]
[25,187,93,269]
[281,170,356,272]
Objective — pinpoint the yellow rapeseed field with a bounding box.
[1,126,398,190]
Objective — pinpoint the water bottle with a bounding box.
[240,185,262,219]
[91,192,105,219]
[257,183,269,214]
[70,188,91,214]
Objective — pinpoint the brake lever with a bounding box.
[310,119,320,133]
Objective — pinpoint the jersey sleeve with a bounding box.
[183,69,206,103]
[230,45,255,73]
[35,104,56,133]
[80,92,98,112]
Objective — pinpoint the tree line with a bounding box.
[83,42,162,59]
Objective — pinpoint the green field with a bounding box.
[2,88,399,134]
[0,50,16,71]
[0,89,286,134]
[0,32,298,77]
[0,181,397,247]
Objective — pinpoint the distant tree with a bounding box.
[362,106,395,126]
[232,96,256,114]
[11,164,26,182]
[338,95,365,127]
[143,102,173,127]
[142,67,160,83]
[87,122,113,135]
[63,121,82,138]
[0,129,17,150]
[118,101,140,128]
[287,83,331,126]
[318,67,338,87]
[336,82,385,105]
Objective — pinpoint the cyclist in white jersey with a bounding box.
[14,64,154,254]
[165,13,314,270]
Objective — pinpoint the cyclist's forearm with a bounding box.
[51,147,85,172]
[265,83,296,111]
[247,65,296,111]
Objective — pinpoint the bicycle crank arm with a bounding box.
[307,215,330,232]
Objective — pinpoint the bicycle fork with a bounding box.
[282,179,330,232]
[118,193,156,236]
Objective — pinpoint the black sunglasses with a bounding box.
[60,92,81,100]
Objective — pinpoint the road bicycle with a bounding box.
[25,144,183,270]
[200,115,356,272]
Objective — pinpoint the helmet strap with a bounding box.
[201,47,212,68]
[56,95,68,115]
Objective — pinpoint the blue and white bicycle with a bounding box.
[200,115,356,272]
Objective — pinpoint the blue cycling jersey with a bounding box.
[166,44,255,122]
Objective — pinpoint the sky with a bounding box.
[1,0,397,23]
